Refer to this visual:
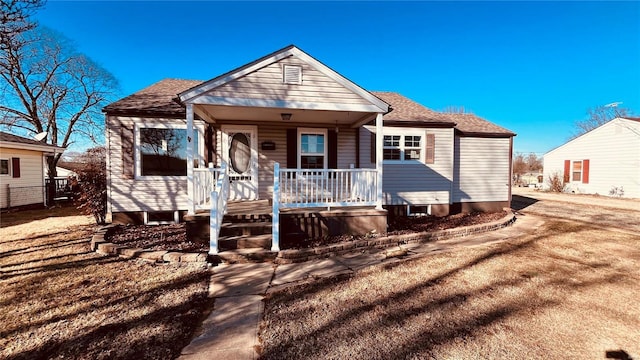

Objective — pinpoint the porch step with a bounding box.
[213,248,277,264]
[219,234,272,251]
[220,222,272,237]
[223,213,272,223]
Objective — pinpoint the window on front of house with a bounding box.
[139,127,197,176]
[572,161,582,182]
[298,129,326,169]
[0,159,8,175]
[383,134,422,162]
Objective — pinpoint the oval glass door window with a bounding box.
[229,133,250,174]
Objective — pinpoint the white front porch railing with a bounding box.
[194,163,224,211]
[209,161,229,255]
[277,165,378,208]
[271,162,378,252]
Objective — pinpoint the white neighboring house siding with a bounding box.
[0,147,45,208]
[543,118,640,198]
[106,115,205,214]
[452,136,511,203]
[360,125,455,205]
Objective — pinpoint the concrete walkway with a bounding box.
[178,214,541,359]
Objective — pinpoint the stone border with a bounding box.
[90,224,208,264]
[91,212,516,265]
[274,212,517,264]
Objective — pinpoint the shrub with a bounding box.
[74,147,107,224]
[546,172,565,193]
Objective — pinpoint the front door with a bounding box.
[221,125,258,200]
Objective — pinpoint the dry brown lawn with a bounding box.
[259,200,640,359]
[0,206,210,360]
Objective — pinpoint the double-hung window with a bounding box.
[298,128,327,169]
[572,161,582,182]
[0,159,9,176]
[383,133,426,163]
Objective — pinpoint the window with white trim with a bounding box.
[572,161,582,182]
[383,134,423,162]
[298,128,327,169]
[135,123,202,178]
[0,159,9,175]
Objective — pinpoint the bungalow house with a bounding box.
[543,117,640,198]
[103,45,515,255]
[0,131,65,209]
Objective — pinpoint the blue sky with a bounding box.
[37,1,639,154]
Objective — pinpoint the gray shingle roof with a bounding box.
[103,79,514,136]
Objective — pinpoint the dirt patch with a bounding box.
[282,211,508,250]
[108,223,208,252]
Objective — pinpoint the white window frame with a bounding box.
[134,120,205,180]
[571,160,582,183]
[382,130,425,164]
[297,128,328,169]
[0,158,9,176]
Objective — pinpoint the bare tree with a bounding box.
[512,152,526,185]
[574,103,633,137]
[525,152,542,173]
[0,0,44,50]
[0,26,118,181]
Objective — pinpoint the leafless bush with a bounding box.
[546,172,565,193]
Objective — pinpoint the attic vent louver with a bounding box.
[283,65,302,84]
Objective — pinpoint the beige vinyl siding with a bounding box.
[0,147,45,208]
[107,115,190,213]
[205,56,370,105]
[453,136,511,203]
[543,118,640,198]
[254,125,357,199]
[360,126,455,205]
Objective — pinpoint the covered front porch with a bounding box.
[183,105,387,254]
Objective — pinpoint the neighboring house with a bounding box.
[543,117,640,198]
[103,45,515,253]
[0,131,65,209]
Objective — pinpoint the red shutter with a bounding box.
[425,134,435,164]
[11,157,20,178]
[563,160,570,183]
[582,159,590,184]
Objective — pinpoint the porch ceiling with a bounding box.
[197,104,377,127]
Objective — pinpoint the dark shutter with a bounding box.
[425,133,435,164]
[563,160,570,183]
[286,128,297,169]
[121,125,135,179]
[370,132,376,164]
[328,130,338,169]
[582,159,590,184]
[11,157,20,178]
[355,128,360,168]
[205,125,216,165]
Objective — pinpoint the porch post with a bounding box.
[186,103,195,215]
[375,112,383,210]
[271,162,280,252]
